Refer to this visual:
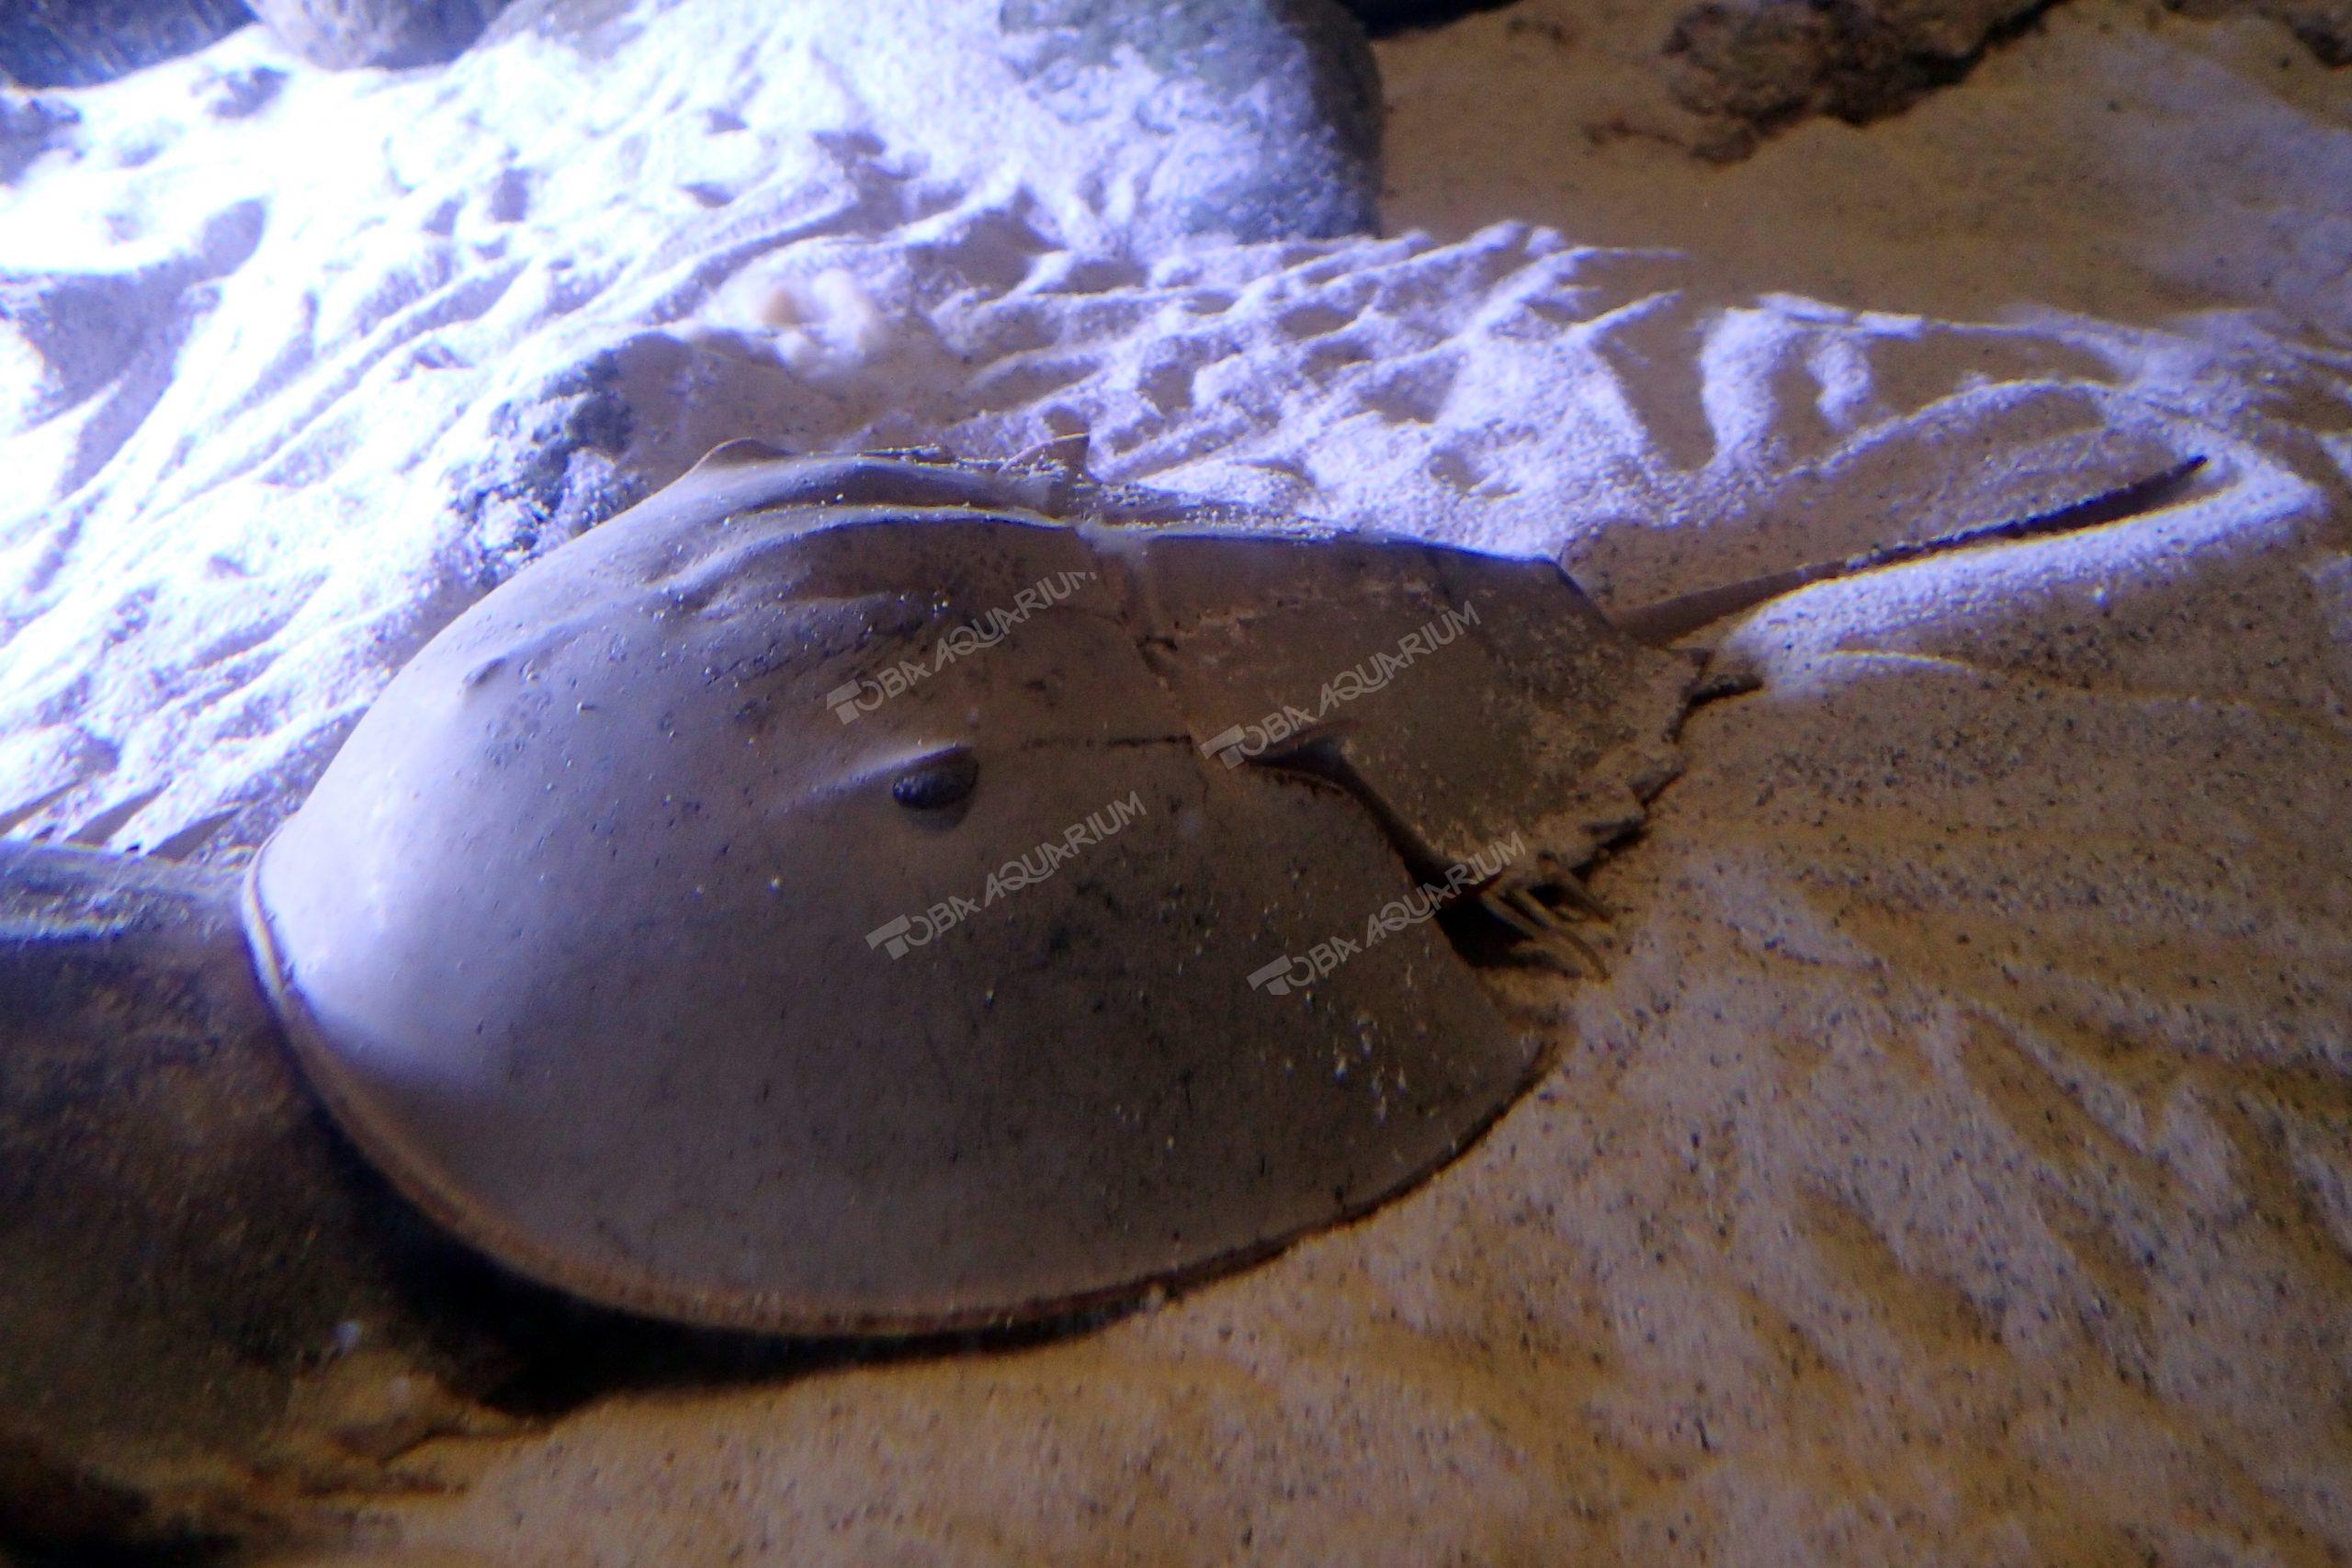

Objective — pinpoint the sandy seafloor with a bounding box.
[3,0,2350,1560]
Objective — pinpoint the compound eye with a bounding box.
[890,747,978,812]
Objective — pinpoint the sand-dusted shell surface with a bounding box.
[249,446,1709,1330]
[1,0,2347,1558]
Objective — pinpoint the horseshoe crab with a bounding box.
[0,438,2200,1545]
[244,434,1716,1336]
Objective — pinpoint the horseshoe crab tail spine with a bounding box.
[1612,456,2208,647]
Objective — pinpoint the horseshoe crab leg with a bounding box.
[1476,886,1601,977]
[1539,868,1610,921]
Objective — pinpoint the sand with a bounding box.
[2,0,2347,1561]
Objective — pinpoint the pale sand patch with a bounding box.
[1377,0,2352,331]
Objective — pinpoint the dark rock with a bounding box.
[0,0,251,88]
[2166,0,2352,65]
[446,339,666,588]
[1662,0,2054,155]
[1331,0,1513,37]
[1664,0,2343,157]
[244,0,505,68]
[999,0,1384,241]
[2278,0,2350,62]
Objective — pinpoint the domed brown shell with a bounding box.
[245,443,1693,1333]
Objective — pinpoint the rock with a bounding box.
[1663,0,2346,156]
[444,339,661,587]
[2166,0,2352,64]
[1331,0,1511,37]
[0,0,251,88]
[998,0,1383,241]
[1661,0,2047,155]
[244,0,505,69]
